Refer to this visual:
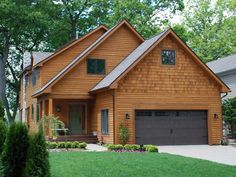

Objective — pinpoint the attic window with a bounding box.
[162,50,175,65]
[87,59,105,75]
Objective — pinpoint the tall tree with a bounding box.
[175,0,236,62]
[0,0,57,122]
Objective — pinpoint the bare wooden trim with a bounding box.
[48,98,53,115]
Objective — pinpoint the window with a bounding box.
[32,69,40,86]
[101,109,109,134]
[31,105,34,120]
[162,50,175,65]
[36,104,40,122]
[87,59,105,75]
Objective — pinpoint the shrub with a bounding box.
[47,142,58,149]
[71,141,80,148]
[144,145,158,152]
[0,120,7,154]
[79,142,87,149]
[0,99,5,121]
[124,144,140,151]
[107,144,123,151]
[65,142,72,148]
[24,128,50,177]
[119,124,130,145]
[221,138,229,145]
[1,122,29,177]
[57,142,66,148]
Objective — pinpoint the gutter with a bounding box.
[221,93,228,99]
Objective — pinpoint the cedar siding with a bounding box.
[51,24,142,97]
[40,28,107,86]
[114,34,222,144]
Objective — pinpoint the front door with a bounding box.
[69,104,86,135]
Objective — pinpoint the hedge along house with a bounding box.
[20,20,230,145]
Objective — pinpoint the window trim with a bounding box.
[87,58,106,75]
[101,109,109,135]
[161,49,175,65]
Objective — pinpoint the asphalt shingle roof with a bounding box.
[23,51,53,69]
[207,54,236,74]
[91,30,168,92]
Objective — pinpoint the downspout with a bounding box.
[109,91,116,144]
[22,74,26,123]
[221,93,228,99]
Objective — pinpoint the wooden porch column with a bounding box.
[42,99,45,116]
[48,98,53,115]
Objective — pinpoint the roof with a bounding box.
[91,30,168,92]
[207,54,236,74]
[90,29,230,93]
[32,20,144,97]
[23,51,53,69]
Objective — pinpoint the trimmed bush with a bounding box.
[107,144,123,151]
[0,120,7,154]
[47,142,58,149]
[57,142,66,148]
[144,145,158,152]
[79,142,87,149]
[65,142,72,148]
[124,144,140,151]
[1,122,29,177]
[23,128,50,177]
[71,141,80,148]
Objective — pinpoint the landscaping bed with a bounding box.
[107,144,158,152]
[47,141,87,152]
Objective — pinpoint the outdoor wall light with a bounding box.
[214,113,219,119]
[56,105,61,112]
[125,113,130,119]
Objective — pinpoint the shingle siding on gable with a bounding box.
[111,35,222,144]
[219,71,236,98]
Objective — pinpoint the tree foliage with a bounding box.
[174,0,236,62]
[222,97,236,125]
[24,127,50,177]
[0,120,7,154]
[1,122,29,177]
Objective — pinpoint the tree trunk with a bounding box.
[0,32,14,123]
[71,18,77,39]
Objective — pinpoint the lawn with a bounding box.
[50,152,236,177]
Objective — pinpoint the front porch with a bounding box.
[39,98,98,143]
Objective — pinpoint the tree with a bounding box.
[222,97,236,137]
[24,127,50,177]
[0,0,58,123]
[0,99,5,121]
[1,122,29,177]
[178,0,236,62]
[0,120,7,154]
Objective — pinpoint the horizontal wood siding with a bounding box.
[115,34,222,145]
[40,28,106,86]
[52,24,142,96]
[95,91,114,144]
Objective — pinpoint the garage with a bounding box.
[135,110,208,145]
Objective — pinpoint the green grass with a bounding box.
[50,152,236,177]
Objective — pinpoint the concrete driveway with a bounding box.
[159,145,236,166]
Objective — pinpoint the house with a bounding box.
[20,20,230,145]
[207,54,236,99]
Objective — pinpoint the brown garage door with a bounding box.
[135,110,208,145]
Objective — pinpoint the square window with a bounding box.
[87,59,105,75]
[101,109,109,134]
[162,50,175,65]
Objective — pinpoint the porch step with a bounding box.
[51,135,98,143]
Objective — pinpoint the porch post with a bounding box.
[48,98,53,115]
[42,99,45,116]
